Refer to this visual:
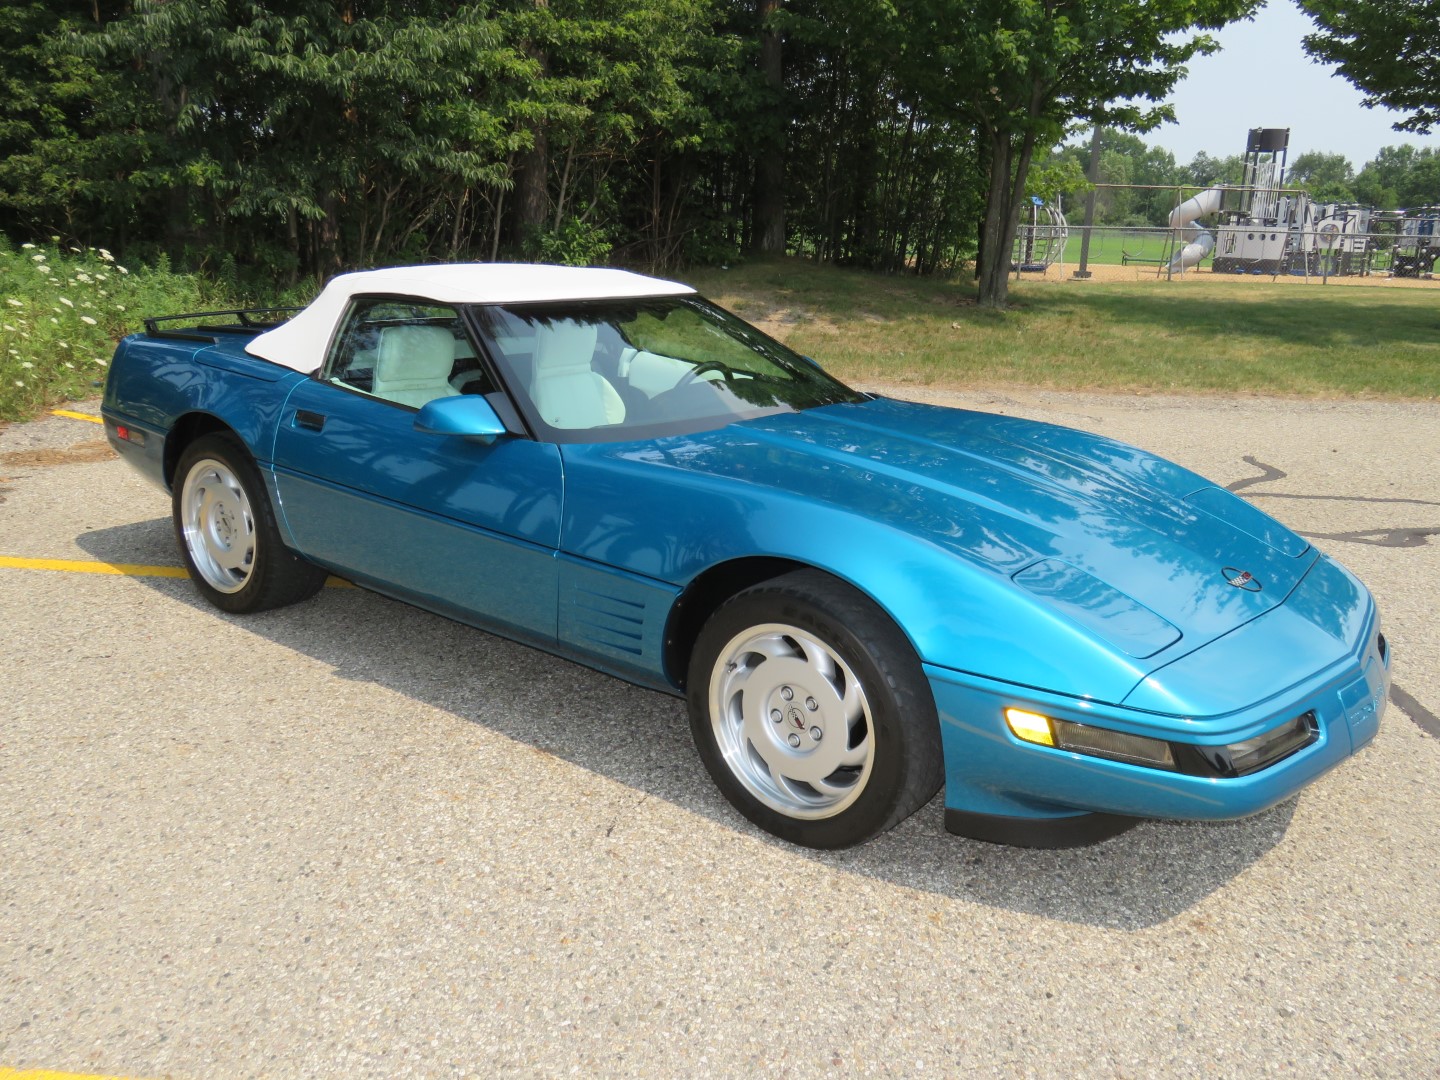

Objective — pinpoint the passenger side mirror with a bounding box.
[413,395,508,440]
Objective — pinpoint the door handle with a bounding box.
[294,409,327,432]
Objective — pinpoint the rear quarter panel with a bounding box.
[103,334,308,485]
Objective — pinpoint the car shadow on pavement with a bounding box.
[80,518,1297,932]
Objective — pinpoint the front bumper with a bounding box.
[928,562,1389,847]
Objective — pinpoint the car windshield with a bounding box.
[469,296,865,443]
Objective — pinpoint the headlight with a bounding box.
[1004,707,1316,777]
[1201,713,1316,776]
[1005,708,1175,770]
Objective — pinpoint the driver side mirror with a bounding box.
[413,395,508,440]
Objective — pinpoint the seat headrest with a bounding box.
[531,321,600,376]
[376,324,457,383]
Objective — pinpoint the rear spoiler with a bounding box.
[142,307,303,343]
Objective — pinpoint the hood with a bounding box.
[588,397,1314,663]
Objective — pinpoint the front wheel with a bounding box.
[172,433,328,614]
[687,570,943,848]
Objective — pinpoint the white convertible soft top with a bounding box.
[245,263,695,371]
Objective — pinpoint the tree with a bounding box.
[1354,144,1440,208]
[775,0,984,274]
[903,0,1260,308]
[1299,0,1440,135]
[749,0,786,255]
[1050,130,1183,225]
[1288,150,1356,204]
[1180,151,1246,188]
[0,2,143,245]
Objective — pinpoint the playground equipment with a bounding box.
[1211,128,1303,274]
[1309,204,1374,276]
[1392,207,1440,277]
[1168,128,1377,277]
[1012,196,1069,272]
[1167,187,1223,271]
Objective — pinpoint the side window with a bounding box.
[324,299,493,409]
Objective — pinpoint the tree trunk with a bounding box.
[515,0,551,247]
[750,0,785,256]
[975,126,1038,308]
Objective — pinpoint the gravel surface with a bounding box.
[1,393,1437,1079]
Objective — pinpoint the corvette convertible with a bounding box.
[102,263,1389,849]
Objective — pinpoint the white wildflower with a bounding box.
[6,348,16,355]
[63,361,75,369]
[80,315,97,325]
[98,249,114,262]
[117,266,128,274]
[37,264,52,274]
[21,243,35,250]
[69,246,81,253]
[58,341,70,349]
[76,273,93,283]
[59,297,73,307]
[20,361,33,369]
[2,324,14,332]
[115,304,125,311]
[50,317,58,324]
[6,298,22,307]
[97,274,108,282]
[13,379,23,387]
[31,253,46,262]
[92,357,107,366]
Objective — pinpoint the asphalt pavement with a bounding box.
[1,391,1437,1078]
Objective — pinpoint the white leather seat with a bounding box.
[529,321,625,430]
[371,324,461,408]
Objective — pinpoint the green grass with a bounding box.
[690,259,1440,399]
[3,249,1437,422]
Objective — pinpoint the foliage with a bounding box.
[0,3,142,247]
[1050,130,1187,226]
[1178,151,1247,188]
[0,239,226,420]
[1353,144,1440,208]
[1288,151,1357,205]
[1299,0,1440,135]
[899,0,1262,307]
[8,0,1422,322]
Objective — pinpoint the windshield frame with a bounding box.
[462,294,865,445]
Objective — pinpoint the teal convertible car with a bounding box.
[102,264,1389,848]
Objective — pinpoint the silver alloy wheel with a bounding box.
[708,622,875,819]
[179,457,256,594]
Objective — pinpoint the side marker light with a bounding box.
[1005,708,1056,747]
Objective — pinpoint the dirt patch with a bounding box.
[747,306,845,338]
[1,438,117,468]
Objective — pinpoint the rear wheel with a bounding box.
[172,433,327,614]
[687,570,943,848]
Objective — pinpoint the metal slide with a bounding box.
[1167,187,1224,271]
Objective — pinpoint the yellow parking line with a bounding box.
[51,409,104,424]
[0,556,189,578]
[0,554,354,588]
[0,1069,150,1080]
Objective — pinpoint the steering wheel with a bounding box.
[675,360,734,389]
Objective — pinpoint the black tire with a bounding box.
[171,432,328,614]
[687,570,944,848]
